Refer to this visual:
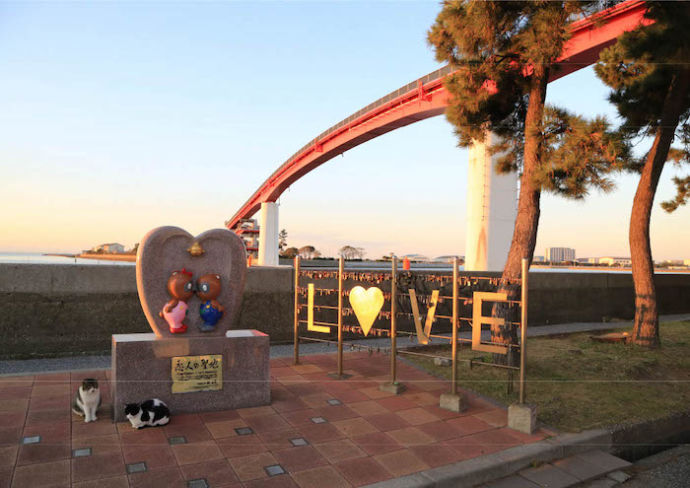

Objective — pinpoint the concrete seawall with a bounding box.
[0,264,292,360]
[1,264,689,359]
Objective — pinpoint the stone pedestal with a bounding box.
[379,382,406,395]
[508,403,537,434]
[439,393,464,413]
[112,330,269,422]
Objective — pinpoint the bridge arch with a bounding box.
[227,0,650,267]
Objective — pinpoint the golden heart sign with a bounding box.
[349,286,384,336]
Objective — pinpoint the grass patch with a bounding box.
[403,321,690,432]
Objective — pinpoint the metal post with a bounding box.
[293,256,300,365]
[337,256,344,376]
[519,257,528,404]
[451,257,459,395]
[390,255,397,384]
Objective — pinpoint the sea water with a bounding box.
[0,252,134,266]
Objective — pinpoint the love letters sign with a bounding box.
[298,266,516,355]
[293,256,529,408]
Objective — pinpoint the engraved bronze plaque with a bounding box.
[171,354,223,393]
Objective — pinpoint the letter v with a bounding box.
[408,289,439,345]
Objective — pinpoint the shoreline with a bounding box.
[76,253,136,262]
[531,264,690,273]
[43,253,77,258]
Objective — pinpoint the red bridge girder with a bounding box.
[226,0,650,231]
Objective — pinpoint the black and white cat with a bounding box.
[124,399,171,429]
[72,378,101,423]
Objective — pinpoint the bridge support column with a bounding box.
[465,133,518,271]
[258,202,279,266]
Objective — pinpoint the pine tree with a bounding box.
[428,1,628,363]
[298,245,317,260]
[661,176,690,213]
[278,229,288,252]
[595,2,690,347]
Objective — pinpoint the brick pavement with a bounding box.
[0,352,549,487]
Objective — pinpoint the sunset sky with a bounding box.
[1,1,688,261]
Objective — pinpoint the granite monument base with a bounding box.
[112,330,269,422]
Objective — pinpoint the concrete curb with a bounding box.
[363,429,611,488]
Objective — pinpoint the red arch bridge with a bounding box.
[225,0,650,269]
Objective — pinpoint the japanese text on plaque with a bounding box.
[171,355,222,393]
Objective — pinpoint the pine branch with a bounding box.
[661,175,690,213]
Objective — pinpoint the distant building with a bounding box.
[402,254,430,262]
[432,255,462,263]
[533,256,545,262]
[91,243,125,254]
[684,259,690,267]
[598,256,631,266]
[545,247,576,263]
[236,219,259,258]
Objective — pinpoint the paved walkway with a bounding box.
[0,351,550,488]
[2,315,688,487]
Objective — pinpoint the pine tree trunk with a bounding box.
[491,66,549,366]
[630,68,690,348]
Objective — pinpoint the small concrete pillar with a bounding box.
[379,382,406,395]
[465,133,518,271]
[508,403,537,434]
[258,202,279,266]
[439,392,464,413]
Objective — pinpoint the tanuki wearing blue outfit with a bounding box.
[200,300,223,329]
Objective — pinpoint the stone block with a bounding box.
[439,393,464,413]
[112,330,269,422]
[553,454,611,481]
[607,470,631,483]
[379,382,406,395]
[519,464,579,488]
[433,357,452,367]
[508,403,537,434]
[575,450,631,472]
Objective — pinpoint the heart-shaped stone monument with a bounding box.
[136,226,247,338]
[349,286,384,337]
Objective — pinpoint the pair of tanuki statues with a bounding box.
[161,268,224,333]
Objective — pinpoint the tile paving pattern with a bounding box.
[0,352,549,487]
